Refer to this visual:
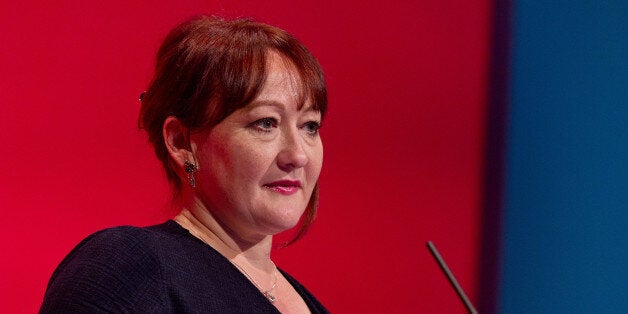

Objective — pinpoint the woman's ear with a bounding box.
[163,116,195,168]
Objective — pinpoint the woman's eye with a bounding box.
[250,117,277,132]
[303,121,321,136]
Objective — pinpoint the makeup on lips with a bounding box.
[263,180,301,195]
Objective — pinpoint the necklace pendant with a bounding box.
[264,291,277,303]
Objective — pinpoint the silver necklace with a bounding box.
[232,261,279,303]
[188,228,279,303]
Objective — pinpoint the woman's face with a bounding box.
[192,52,323,241]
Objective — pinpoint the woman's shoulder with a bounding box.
[52,221,182,268]
[72,224,156,249]
[40,221,182,313]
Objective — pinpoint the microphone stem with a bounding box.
[426,241,478,314]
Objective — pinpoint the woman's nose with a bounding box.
[277,130,308,171]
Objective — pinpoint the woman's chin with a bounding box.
[260,209,305,235]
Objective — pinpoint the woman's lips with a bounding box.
[263,180,301,195]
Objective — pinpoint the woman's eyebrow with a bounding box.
[246,100,319,114]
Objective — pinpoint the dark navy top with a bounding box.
[40,220,327,313]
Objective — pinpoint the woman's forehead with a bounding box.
[262,51,313,109]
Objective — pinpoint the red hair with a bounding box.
[139,16,327,244]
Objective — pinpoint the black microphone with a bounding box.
[426,241,478,314]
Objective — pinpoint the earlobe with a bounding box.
[163,116,195,168]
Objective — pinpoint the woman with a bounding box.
[41,16,327,313]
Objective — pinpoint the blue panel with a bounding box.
[502,1,628,312]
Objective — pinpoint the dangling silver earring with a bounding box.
[184,161,197,188]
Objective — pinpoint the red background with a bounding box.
[0,0,491,312]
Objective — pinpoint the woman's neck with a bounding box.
[173,205,275,272]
